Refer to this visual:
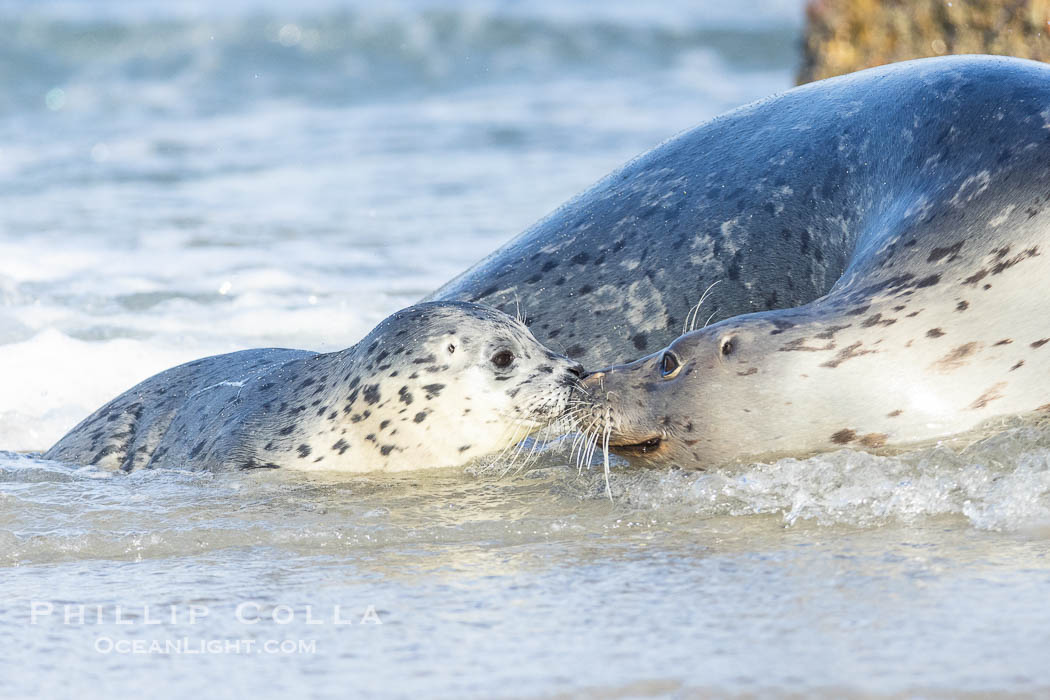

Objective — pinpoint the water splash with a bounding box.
[594,418,1050,531]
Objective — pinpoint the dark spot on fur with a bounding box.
[297,444,311,458]
[1032,338,1050,349]
[279,425,295,436]
[861,313,895,328]
[780,338,835,352]
[887,409,903,417]
[991,246,1039,275]
[963,270,988,286]
[927,242,963,263]
[933,342,980,371]
[565,344,585,358]
[632,334,648,351]
[831,429,856,444]
[821,342,876,368]
[956,300,969,312]
[969,382,1008,410]
[926,328,945,338]
[813,324,850,340]
[414,411,427,423]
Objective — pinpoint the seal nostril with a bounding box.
[567,363,584,378]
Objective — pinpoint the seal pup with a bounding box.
[428,56,1050,372]
[45,302,583,473]
[568,58,1050,467]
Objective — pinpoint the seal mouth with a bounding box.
[609,436,663,456]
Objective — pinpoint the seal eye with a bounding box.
[720,337,735,356]
[659,351,680,378]
[491,350,515,369]
[447,344,456,354]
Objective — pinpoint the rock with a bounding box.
[799,0,1050,84]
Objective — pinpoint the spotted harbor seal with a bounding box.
[430,56,1050,379]
[564,56,1050,468]
[45,302,583,472]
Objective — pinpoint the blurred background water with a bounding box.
[2,1,1050,697]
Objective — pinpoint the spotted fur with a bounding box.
[45,302,582,473]
[568,57,1050,468]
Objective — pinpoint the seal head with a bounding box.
[576,267,1050,469]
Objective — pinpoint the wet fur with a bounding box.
[568,57,1050,467]
[46,302,582,472]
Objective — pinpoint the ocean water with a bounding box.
[3,1,1050,697]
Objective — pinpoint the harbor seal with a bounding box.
[45,302,583,472]
[567,56,1050,467]
[429,56,1050,375]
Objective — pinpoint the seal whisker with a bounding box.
[571,414,602,475]
[496,392,558,475]
[567,419,591,470]
[582,416,604,474]
[601,416,613,502]
[685,280,722,334]
[581,419,603,474]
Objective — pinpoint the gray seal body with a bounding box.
[429,56,1050,371]
[563,56,1050,467]
[45,302,582,472]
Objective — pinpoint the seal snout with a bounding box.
[578,370,604,389]
[560,361,585,387]
[568,363,678,463]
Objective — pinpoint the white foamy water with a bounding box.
[3,0,1050,697]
